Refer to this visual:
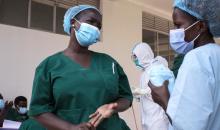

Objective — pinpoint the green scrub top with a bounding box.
[28,51,133,130]
[172,54,185,78]
[5,108,28,122]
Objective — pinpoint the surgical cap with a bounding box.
[63,5,101,35]
[174,0,220,37]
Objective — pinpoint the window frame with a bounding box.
[142,11,175,68]
[0,0,100,35]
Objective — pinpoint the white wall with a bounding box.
[215,38,220,44]
[0,24,68,101]
[127,0,172,20]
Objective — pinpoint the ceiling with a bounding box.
[127,0,173,19]
[140,0,172,12]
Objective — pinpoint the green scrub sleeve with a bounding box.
[19,118,46,130]
[117,63,133,104]
[28,59,54,117]
[172,54,185,78]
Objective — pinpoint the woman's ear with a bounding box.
[70,19,77,35]
[71,19,76,28]
[198,21,208,34]
[71,18,80,30]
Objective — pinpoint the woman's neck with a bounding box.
[194,33,215,48]
[66,37,90,55]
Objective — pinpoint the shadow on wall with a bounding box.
[215,38,220,44]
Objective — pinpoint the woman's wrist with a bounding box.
[161,98,169,110]
[109,102,118,114]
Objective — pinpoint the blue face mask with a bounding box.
[18,107,28,114]
[131,54,145,70]
[73,19,100,47]
[169,21,201,54]
[0,99,5,109]
[134,58,145,70]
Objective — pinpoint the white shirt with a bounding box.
[167,44,220,130]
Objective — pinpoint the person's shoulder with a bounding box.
[7,107,16,113]
[190,43,219,55]
[93,51,117,62]
[5,108,17,119]
[182,44,220,75]
[36,52,63,70]
[185,43,220,61]
[42,52,63,63]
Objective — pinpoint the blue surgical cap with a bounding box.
[174,0,220,37]
[63,5,101,35]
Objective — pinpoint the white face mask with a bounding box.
[18,107,28,114]
[169,21,201,54]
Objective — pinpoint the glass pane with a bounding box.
[78,0,99,8]
[0,0,28,28]
[159,51,169,56]
[142,29,157,54]
[158,44,169,51]
[158,34,168,55]
[31,1,53,31]
[56,7,67,35]
[158,33,169,46]
[158,33,170,64]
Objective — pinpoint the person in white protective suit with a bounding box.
[131,42,175,130]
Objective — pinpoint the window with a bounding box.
[142,29,157,54]
[0,0,100,35]
[30,1,53,31]
[158,33,175,68]
[0,0,29,28]
[77,0,100,7]
[142,12,175,68]
[56,6,67,34]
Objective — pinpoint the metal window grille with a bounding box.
[142,12,175,68]
[0,0,100,35]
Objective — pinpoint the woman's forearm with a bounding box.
[34,113,74,130]
[114,98,132,112]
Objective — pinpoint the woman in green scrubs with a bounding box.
[20,4,133,130]
[171,54,185,77]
